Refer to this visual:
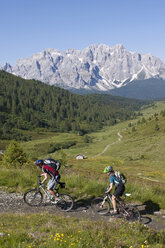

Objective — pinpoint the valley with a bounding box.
[0,100,165,247]
[1,0,165,246]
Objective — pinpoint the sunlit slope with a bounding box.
[21,101,165,178]
[54,101,165,187]
[1,101,165,208]
[63,101,165,207]
[102,101,165,179]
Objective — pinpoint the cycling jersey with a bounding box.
[42,165,59,179]
[109,175,120,187]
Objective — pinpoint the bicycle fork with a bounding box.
[100,196,108,208]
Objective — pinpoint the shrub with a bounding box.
[1,140,28,168]
[83,135,93,143]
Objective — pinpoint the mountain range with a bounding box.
[1,44,165,99]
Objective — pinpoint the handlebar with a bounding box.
[105,192,112,197]
[37,177,42,186]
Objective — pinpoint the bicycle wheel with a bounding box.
[120,205,141,222]
[91,197,111,215]
[24,189,43,206]
[56,194,74,211]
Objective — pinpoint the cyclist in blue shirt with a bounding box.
[104,165,125,215]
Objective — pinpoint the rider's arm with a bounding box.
[40,172,48,184]
[107,183,113,193]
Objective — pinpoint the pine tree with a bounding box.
[1,140,28,168]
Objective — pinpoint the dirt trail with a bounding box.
[92,131,123,158]
[0,191,165,231]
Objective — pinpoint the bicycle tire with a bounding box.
[24,189,43,206]
[91,197,111,215]
[120,205,141,222]
[56,194,74,212]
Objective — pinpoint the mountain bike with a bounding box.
[91,192,141,222]
[24,177,74,212]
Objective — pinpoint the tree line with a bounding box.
[0,70,149,140]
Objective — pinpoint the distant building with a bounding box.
[76,154,87,160]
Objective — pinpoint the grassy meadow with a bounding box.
[0,101,165,247]
[0,213,165,248]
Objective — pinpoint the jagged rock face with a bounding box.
[2,44,165,91]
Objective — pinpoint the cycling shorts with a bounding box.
[47,175,60,190]
[113,183,125,197]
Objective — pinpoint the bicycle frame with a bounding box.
[101,193,115,204]
[24,177,74,211]
[38,184,52,200]
[103,192,137,219]
[106,192,130,203]
[37,177,64,200]
[101,192,130,210]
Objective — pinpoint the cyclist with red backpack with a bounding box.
[35,158,61,203]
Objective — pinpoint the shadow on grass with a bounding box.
[136,200,160,225]
[143,200,160,214]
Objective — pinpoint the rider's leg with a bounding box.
[112,195,117,212]
[117,196,125,206]
[47,178,59,200]
[113,184,125,208]
[48,189,57,199]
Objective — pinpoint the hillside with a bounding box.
[71,78,165,100]
[110,78,165,99]
[0,101,165,247]
[0,70,148,141]
[1,101,164,205]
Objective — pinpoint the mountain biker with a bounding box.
[104,165,125,215]
[35,158,61,203]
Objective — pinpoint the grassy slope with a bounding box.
[1,213,164,248]
[1,101,165,248]
[1,101,165,206]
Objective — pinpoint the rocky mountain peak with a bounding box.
[2,44,165,91]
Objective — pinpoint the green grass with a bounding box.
[0,167,38,192]
[1,101,165,247]
[18,132,84,160]
[0,213,164,248]
[1,101,165,208]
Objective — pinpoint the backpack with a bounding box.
[115,171,127,184]
[44,158,61,171]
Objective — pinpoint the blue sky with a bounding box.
[0,0,165,65]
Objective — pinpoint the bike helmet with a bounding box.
[35,159,44,167]
[104,166,113,173]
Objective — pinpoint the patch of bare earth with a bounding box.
[0,191,165,230]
